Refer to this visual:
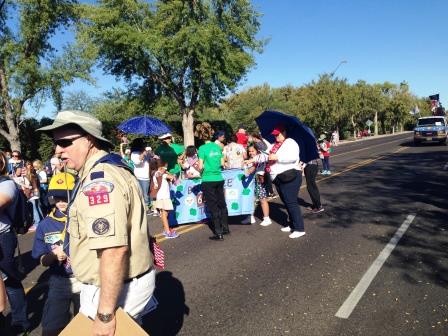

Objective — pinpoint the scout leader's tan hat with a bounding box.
[38,110,112,146]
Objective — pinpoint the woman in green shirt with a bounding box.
[196,123,229,240]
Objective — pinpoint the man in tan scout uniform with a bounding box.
[38,110,155,336]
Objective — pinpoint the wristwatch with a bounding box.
[97,312,115,323]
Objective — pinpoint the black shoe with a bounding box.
[223,230,231,235]
[209,234,224,241]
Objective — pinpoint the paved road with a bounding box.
[9,132,448,335]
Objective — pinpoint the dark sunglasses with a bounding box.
[54,135,85,148]
[12,155,19,157]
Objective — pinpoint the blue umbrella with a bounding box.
[117,115,171,136]
[255,110,319,163]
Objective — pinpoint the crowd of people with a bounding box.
[0,110,335,335]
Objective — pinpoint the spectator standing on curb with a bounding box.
[151,159,178,239]
[33,160,50,215]
[223,134,246,169]
[8,151,24,176]
[235,124,249,149]
[196,122,229,240]
[180,146,201,179]
[155,133,184,178]
[38,110,156,336]
[303,144,324,213]
[331,130,339,146]
[318,134,332,175]
[25,161,44,232]
[130,138,151,207]
[249,133,276,199]
[50,153,63,175]
[214,130,226,149]
[120,142,135,171]
[244,145,272,226]
[0,151,30,334]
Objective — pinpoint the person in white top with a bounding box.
[267,124,305,239]
[130,138,150,206]
[151,159,178,239]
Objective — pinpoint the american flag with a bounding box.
[150,237,165,270]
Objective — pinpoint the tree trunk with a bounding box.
[0,127,21,151]
[0,65,21,151]
[351,115,357,139]
[182,108,195,147]
[374,111,378,136]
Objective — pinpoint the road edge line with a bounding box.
[335,214,416,319]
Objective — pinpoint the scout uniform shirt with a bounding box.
[68,150,152,287]
[32,208,73,277]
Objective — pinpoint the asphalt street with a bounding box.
[10,132,448,336]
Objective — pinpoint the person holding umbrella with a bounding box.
[267,124,306,239]
[130,138,151,206]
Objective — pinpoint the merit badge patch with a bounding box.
[92,218,110,235]
[82,181,114,206]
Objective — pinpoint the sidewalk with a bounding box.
[335,131,412,146]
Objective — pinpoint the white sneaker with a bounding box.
[280,226,291,232]
[260,218,272,226]
[242,215,256,224]
[289,231,306,239]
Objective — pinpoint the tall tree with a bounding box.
[0,0,90,150]
[78,0,264,146]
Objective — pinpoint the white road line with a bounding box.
[335,214,416,319]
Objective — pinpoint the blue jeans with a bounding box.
[30,198,43,226]
[138,179,150,205]
[0,230,29,329]
[275,171,305,232]
[322,157,330,171]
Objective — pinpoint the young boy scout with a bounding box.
[32,172,81,336]
[38,111,156,336]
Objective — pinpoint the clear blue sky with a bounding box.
[40,0,448,116]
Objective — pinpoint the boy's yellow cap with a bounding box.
[48,173,75,198]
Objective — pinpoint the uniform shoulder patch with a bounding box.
[82,181,114,196]
[92,218,110,235]
[90,171,105,180]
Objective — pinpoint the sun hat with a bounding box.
[37,110,112,146]
[318,134,326,141]
[158,133,172,140]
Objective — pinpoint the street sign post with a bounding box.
[366,119,373,134]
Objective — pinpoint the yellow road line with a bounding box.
[317,147,407,182]
[300,147,407,189]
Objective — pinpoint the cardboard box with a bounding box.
[60,308,148,335]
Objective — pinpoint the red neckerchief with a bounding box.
[265,140,284,173]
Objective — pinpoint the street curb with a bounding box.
[335,131,412,147]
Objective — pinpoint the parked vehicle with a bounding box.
[413,116,447,145]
